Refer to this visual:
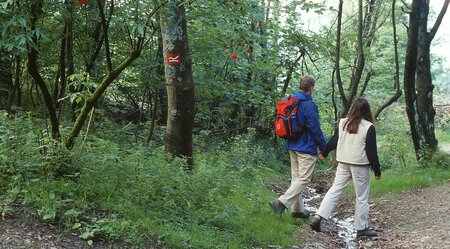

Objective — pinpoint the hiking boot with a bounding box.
[309,216,322,232]
[357,227,377,237]
[291,211,310,219]
[269,200,286,215]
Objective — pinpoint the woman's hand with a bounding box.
[375,175,381,180]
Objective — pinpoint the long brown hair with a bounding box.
[344,97,375,134]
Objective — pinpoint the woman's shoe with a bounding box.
[291,211,310,219]
[309,216,322,232]
[356,227,377,237]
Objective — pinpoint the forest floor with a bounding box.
[0,206,137,249]
[1,181,448,249]
[1,145,449,248]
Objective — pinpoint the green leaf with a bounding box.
[80,230,94,240]
[18,17,27,28]
[64,209,82,218]
[43,210,56,220]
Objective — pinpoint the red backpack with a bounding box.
[274,95,303,139]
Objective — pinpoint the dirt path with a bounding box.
[299,181,450,249]
[0,208,133,249]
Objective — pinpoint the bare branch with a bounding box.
[429,0,449,41]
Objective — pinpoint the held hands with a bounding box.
[375,175,381,180]
[318,154,326,160]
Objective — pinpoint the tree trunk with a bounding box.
[156,31,168,126]
[27,0,60,139]
[146,90,158,144]
[160,0,195,169]
[0,50,13,110]
[403,0,422,159]
[335,0,346,110]
[54,23,67,110]
[65,1,78,115]
[404,0,448,160]
[374,0,402,119]
[340,0,365,118]
[415,1,437,155]
[7,57,22,111]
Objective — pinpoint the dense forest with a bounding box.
[1,0,449,248]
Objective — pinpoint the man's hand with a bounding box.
[318,154,326,160]
[375,175,381,180]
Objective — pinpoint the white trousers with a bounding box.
[316,162,371,230]
[278,151,317,212]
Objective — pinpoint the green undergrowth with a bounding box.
[369,163,450,195]
[1,111,449,248]
[0,112,301,248]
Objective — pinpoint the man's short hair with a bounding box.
[299,76,316,92]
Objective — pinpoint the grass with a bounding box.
[370,166,450,195]
[436,128,450,144]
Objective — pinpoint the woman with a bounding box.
[310,97,381,237]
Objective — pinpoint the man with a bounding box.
[270,75,327,219]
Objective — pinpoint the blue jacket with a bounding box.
[285,91,327,155]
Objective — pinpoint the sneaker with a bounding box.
[356,227,377,237]
[269,200,286,215]
[291,211,310,219]
[309,216,322,232]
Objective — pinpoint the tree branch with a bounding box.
[429,0,449,41]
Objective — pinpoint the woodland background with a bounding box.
[0,0,449,248]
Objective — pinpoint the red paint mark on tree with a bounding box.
[166,53,181,65]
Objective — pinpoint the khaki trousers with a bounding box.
[316,162,371,230]
[278,151,317,212]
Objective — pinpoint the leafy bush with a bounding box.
[0,112,298,248]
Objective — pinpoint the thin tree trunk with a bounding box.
[340,0,365,118]
[55,23,67,109]
[7,57,21,112]
[403,0,422,159]
[146,90,158,143]
[66,51,141,149]
[66,0,163,148]
[374,0,402,119]
[335,0,346,109]
[0,50,13,110]
[156,31,168,126]
[27,0,60,138]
